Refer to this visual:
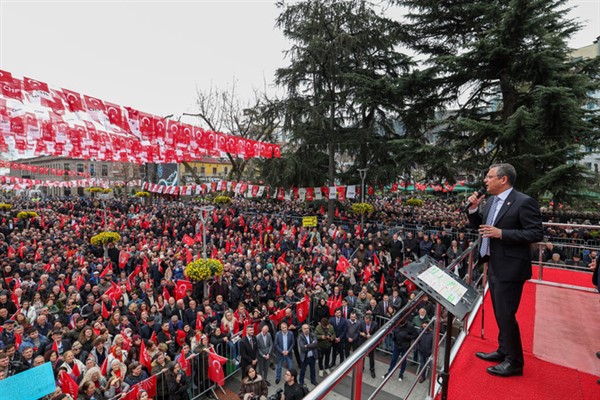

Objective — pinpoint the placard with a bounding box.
[0,362,56,400]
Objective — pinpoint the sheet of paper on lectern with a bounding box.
[418,265,468,306]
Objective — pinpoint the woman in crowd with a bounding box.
[238,366,268,400]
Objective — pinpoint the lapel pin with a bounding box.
[507,202,511,206]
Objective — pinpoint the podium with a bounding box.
[400,256,480,400]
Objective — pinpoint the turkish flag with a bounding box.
[62,89,85,112]
[373,253,381,267]
[379,274,386,295]
[163,286,171,302]
[76,274,85,290]
[327,294,343,317]
[179,349,192,376]
[123,375,157,400]
[99,264,112,278]
[175,279,192,300]
[182,234,195,246]
[296,296,309,323]
[139,340,152,372]
[363,265,372,282]
[71,362,81,378]
[101,302,110,320]
[14,332,22,350]
[195,314,204,332]
[208,351,227,386]
[276,252,289,266]
[60,371,79,399]
[336,255,350,273]
[119,251,131,269]
[100,357,109,376]
[105,281,123,302]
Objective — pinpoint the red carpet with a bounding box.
[444,275,599,400]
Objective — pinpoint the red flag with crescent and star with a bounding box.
[175,280,192,300]
[207,351,227,386]
[119,250,130,269]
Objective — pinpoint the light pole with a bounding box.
[198,205,215,259]
[358,168,368,229]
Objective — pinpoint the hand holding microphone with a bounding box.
[461,187,486,213]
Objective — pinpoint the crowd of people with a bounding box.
[0,194,598,400]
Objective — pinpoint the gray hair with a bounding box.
[490,163,516,185]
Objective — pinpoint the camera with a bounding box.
[268,389,284,400]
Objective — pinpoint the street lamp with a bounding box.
[358,168,368,228]
[197,205,215,259]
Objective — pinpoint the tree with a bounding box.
[183,82,280,182]
[274,0,414,223]
[395,0,600,202]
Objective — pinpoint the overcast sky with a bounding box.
[1,0,599,121]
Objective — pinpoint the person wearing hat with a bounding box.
[0,319,16,345]
[42,329,70,356]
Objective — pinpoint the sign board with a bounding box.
[0,362,56,400]
[302,216,318,227]
[400,256,479,319]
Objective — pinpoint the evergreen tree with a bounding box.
[271,0,414,221]
[396,0,600,202]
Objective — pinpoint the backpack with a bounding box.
[301,384,310,396]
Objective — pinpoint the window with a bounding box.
[101,165,108,177]
[77,164,84,173]
[200,166,205,174]
[90,164,96,176]
[64,163,71,171]
[223,167,228,174]
[212,167,217,175]
[193,167,198,174]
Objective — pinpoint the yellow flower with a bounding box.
[17,211,38,219]
[350,202,374,215]
[0,203,12,211]
[213,196,232,205]
[406,198,424,207]
[135,191,150,197]
[90,231,121,245]
[185,258,224,281]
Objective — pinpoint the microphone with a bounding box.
[460,187,486,213]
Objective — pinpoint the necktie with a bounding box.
[336,318,340,325]
[249,338,253,349]
[480,197,500,257]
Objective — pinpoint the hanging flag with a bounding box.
[163,286,171,302]
[207,351,227,386]
[379,274,386,295]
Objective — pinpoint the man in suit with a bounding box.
[256,324,273,385]
[297,323,318,386]
[274,321,295,384]
[467,163,543,377]
[239,325,258,375]
[345,311,361,358]
[337,299,353,320]
[390,288,404,311]
[358,313,379,378]
[329,308,348,368]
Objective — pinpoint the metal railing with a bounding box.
[305,241,481,400]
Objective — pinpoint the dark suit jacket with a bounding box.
[328,316,348,340]
[468,189,543,282]
[358,320,379,345]
[239,335,258,372]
